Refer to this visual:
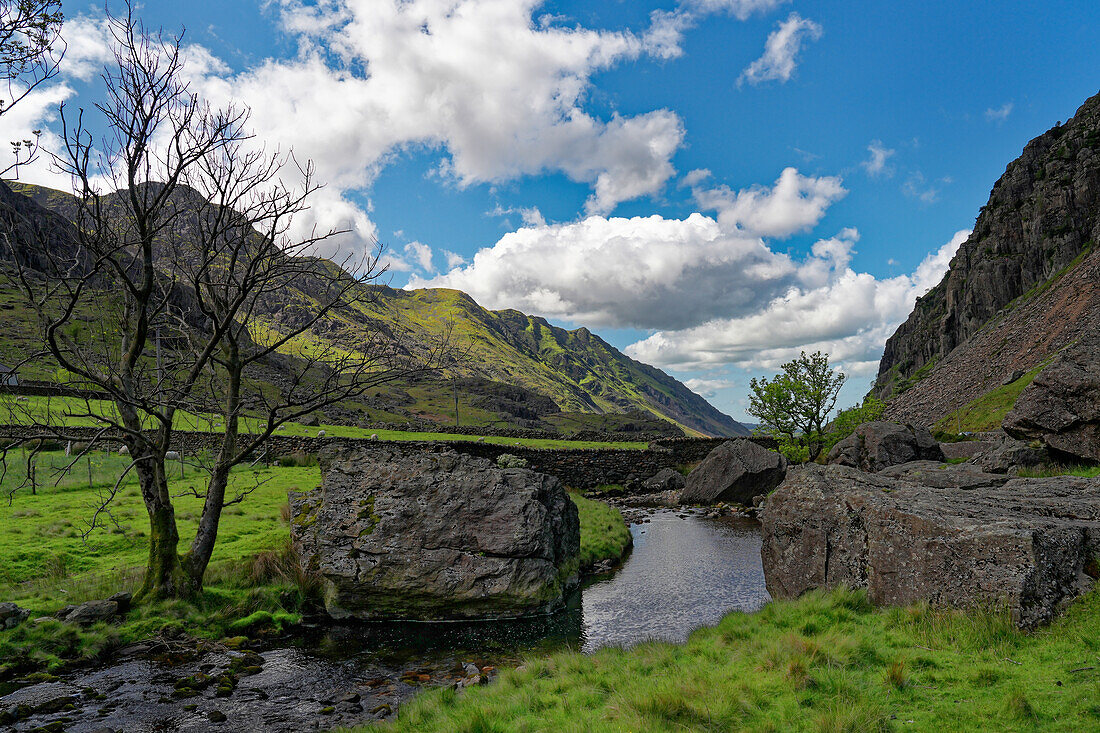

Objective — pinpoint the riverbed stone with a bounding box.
[62,600,119,626]
[290,446,580,621]
[680,440,787,505]
[761,463,1100,628]
[826,421,945,472]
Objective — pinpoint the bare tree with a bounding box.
[0,0,64,176]
[0,6,448,600]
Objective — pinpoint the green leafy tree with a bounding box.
[748,351,846,461]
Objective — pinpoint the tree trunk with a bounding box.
[184,463,231,591]
[133,446,191,600]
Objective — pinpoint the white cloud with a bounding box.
[626,229,970,373]
[410,212,800,330]
[862,140,895,178]
[410,168,850,331]
[686,0,790,21]
[57,15,116,81]
[691,167,846,238]
[442,249,466,269]
[684,377,734,397]
[188,0,694,233]
[985,102,1013,122]
[404,240,434,272]
[680,168,712,188]
[738,12,822,86]
[902,171,943,204]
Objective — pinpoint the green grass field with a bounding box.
[366,586,1100,732]
[0,394,647,450]
[0,452,632,675]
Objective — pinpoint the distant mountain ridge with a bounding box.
[873,89,1100,427]
[0,181,748,437]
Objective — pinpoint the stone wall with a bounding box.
[0,424,776,490]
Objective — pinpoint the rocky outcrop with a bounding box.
[761,464,1100,628]
[290,446,580,621]
[680,440,787,505]
[878,460,1010,489]
[1004,342,1100,462]
[826,421,944,472]
[874,90,1100,426]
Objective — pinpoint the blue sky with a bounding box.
[17,0,1100,421]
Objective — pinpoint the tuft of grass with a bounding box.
[570,493,631,569]
[361,585,1100,732]
[1016,463,1100,478]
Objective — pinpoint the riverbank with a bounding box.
[364,585,1100,731]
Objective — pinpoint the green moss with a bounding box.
[357,496,380,537]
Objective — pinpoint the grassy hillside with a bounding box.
[3,181,746,437]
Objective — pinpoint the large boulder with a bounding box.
[761,464,1100,628]
[290,446,580,621]
[1004,343,1100,462]
[681,440,787,505]
[826,421,944,472]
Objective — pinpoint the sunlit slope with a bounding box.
[5,181,747,436]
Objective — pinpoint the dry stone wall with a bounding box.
[0,425,775,490]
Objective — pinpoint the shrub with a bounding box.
[496,454,528,469]
[276,452,316,468]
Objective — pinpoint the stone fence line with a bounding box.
[0,424,773,489]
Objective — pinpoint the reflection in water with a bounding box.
[309,510,770,660]
[579,512,769,652]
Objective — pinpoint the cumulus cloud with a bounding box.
[680,168,712,188]
[412,166,851,330]
[186,0,696,233]
[404,241,434,272]
[691,167,846,238]
[625,229,970,373]
[985,102,1013,122]
[862,140,895,178]
[738,12,822,86]
[410,212,798,330]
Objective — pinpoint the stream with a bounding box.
[2,509,770,732]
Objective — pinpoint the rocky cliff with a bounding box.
[874,90,1100,426]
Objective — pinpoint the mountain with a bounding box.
[873,90,1100,430]
[0,181,748,437]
